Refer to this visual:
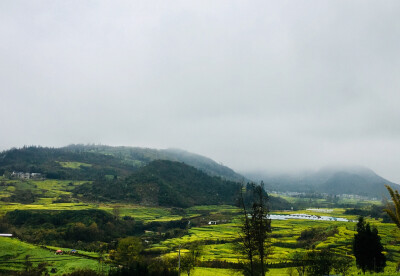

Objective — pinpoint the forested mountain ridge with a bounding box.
[74,160,241,207]
[0,146,137,180]
[0,145,245,182]
[63,144,245,182]
[0,146,291,209]
[73,159,291,208]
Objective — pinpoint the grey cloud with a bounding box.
[1,1,400,182]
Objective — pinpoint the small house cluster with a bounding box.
[10,171,43,180]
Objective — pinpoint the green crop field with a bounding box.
[2,176,400,275]
[57,161,92,169]
[151,207,400,275]
[0,237,104,275]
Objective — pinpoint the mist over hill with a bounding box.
[63,144,245,182]
[3,145,399,202]
[245,165,400,199]
[0,146,290,209]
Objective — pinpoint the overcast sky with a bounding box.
[1,1,400,182]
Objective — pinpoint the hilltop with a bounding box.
[0,145,245,181]
[63,144,245,182]
[0,146,290,209]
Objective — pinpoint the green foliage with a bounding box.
[291,250,348,276]
[345,205,391,222]
[297,226,338,249]
[180,243,203,276]
[305,249,334,276]
[2,209,143,247]
[332,255,353,276]
[62,269,102,276]
[3,189,36,204]
[110,237,143,265]
[353,216,386,273]
[291,251,307,276]
[384,184,400,229]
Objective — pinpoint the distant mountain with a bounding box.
[244,166,400,199]
[63,144,245,182]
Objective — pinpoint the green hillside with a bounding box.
[0,146,291,210]
[74,160,241,207]
[0,146,137,180]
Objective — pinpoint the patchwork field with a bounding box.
[1,177,400,275]
[148,207,400,275]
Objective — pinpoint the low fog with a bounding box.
[1,1,400,182]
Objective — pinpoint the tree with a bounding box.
[292,251,308,276]
[353,216,386,273]
[110,237,143,266]
[306,249,334,276]
[237,182,271,276]
[384,184,400,229]
[332,255,353,276]
[251,182,271,276]
[180,243,203,276]
[237,184,257,276]
[384,184,400,270]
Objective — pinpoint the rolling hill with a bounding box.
[63,144,245,182]
[0,146,291,209]
[0,145,245,182]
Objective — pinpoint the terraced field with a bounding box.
[153,208,400,275]
[2,177,400,275]
[0,237,103,275]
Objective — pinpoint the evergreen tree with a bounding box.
[237,182,271,276]
[353,216,386,273]
[251,182,271,276]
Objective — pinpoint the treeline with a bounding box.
[0,209,190,251]
[344,205,391,222]
[0,146,137,180]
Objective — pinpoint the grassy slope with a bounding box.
[0,237,102,275]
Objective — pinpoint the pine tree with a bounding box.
[237,182,271,276]
[353,216,386,273]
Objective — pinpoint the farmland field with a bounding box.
[2,177,400,275]
[0,237,103,275]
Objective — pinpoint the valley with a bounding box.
[0,146,400,275]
